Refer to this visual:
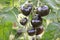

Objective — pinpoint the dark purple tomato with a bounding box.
[36,5,49,16]
[27,29,35,36]
[20,18,27,25]
[36,26,43,35]
[31,15,42,28]
[20,3,32,16]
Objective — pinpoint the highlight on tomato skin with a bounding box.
[20,2,32,16]
[20,18,28,25]
[27,29,35,36]
[31,19,42,28]
[31,14,42,28]
[36,5,49,16]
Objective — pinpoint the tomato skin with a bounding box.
[36,26,43,35]
[20,18,28,25]
[31,14,42,28]
[27,29,35,36]
[36,5,49,16]
[21,4,32,16]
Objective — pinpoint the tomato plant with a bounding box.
[0,0,60,40]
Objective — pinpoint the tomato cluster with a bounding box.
[16,0,50,39]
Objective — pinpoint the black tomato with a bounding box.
[20,18,27,25]
[20,3,32,16]
[31,15,42,28]
[36,5,49,16]
[36,26,43,35]
[27,29,35,36]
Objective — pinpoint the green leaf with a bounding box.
[41,0,60,10]
[0,7,19,40]
[41,22,60,40]
[0,21,12,40]
[0,7,19,22]
[45,13,57,20]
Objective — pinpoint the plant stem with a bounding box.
[24,25,28,40]
[37,0,40,7]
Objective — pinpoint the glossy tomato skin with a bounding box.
[31,19,42,28]
[31,14,42,28]
[20,18,27,25]
[20,3,32,16]
[36,26,43,35]
[36,5,49,16]
[27,29,35,36]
